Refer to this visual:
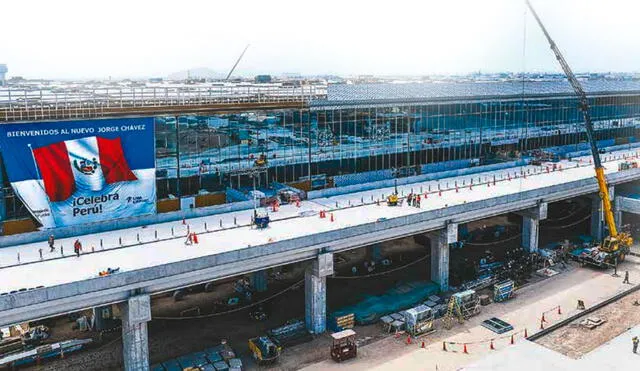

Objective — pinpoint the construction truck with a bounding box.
[248,335,281,365]
[526,0,633,267]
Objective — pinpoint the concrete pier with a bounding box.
[519,202,548,253]
[429,223,457,292]
[120,295,151,371]
[305,252,333,334]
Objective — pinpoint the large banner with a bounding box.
[0,118,156,229]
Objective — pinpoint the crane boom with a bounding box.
[226,44,250,81]
[525,0,618,238]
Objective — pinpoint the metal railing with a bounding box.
[0,84,327,122]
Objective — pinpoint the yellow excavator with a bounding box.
[387,180,400,206]
[526,0,632,266]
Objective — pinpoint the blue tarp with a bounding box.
[330,281,440,326]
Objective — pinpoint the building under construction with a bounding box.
[2,80,640,222]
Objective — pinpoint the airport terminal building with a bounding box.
[2,80,640,233]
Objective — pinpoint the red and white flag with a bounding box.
[32,136,137,202]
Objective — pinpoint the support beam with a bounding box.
[251,270,268,293]
[120,295,151,371]
[517,202,547,253]
[522,216,540,253]
[429,223,457,292]
[305,252,333,334]
[590,187,615,241]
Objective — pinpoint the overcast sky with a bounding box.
[1,0,639,79]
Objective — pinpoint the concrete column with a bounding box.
[518,202,548,253]
[614,196,623,228]
[366,243,383,262]
[522,216,539,253]
[305,252,333,334]
[120,295,151,371]
[251,270,268,293]
[591,187,614,241]
[429,223,457,292]
[92,304,113,331]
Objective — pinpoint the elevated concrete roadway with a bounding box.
[1,150,640,329]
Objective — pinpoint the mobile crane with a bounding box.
[525,0,633,266]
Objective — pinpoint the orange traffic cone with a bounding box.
[193,233,199,244]
[406,335,412,345]
[421,341,426,348]
[463,343,469,354]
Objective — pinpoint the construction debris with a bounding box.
[579,317,607,330]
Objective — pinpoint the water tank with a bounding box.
[0,64,7,86]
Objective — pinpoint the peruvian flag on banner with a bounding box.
[32,136,137,202]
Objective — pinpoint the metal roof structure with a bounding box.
[311,80,640,109]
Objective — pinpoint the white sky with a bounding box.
[1,0,639,79]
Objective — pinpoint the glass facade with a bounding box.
[153,94,640,199]
[3,93,640,220]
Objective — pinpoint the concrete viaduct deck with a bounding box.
[2,151,640,329]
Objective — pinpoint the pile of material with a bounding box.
[268,319,312,347]
[493,280,515,302]
[403,304,435,336]
[579,317,607,330]
[154,342,242,371]
[329,313,355,332]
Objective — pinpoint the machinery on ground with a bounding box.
[253,209,270,229]
[248,335,281,365]
[526,0,633,267]
[330,329,357,362]
[386,180,400,206]
[254,153,268,167]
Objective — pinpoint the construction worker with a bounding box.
[416,195,421,208]
[407,193,413,206]
[623,271,630,284]
[73,239,82,257]
[48,234,55,252]
[633,336,639,353]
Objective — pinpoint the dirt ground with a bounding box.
[535,284,640,358]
